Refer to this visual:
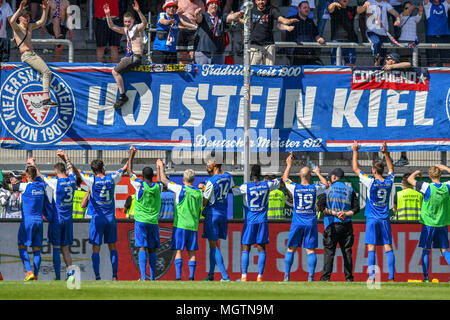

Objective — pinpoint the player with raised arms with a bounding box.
[79,153,129,280]
[407,164,450,282]
[4,162,46,281]
[157,159,203,281]
[127,146,162,281]
[28,150,79,281]
[202,159,234,282]
[352,141,396,282]
[232,164,280,282]
[282,152,328,281]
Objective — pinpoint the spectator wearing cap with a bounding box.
[286,1,325,66]
[193,0,243,65]
[317,168,359,282]
[382,52,411,70]
[153,0,197,64]
[423,0,450,67]
[177,0,205,63]
[378,49,411,167]
[0,171,23,219]
[247,0,298,66]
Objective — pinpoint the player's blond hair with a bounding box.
[184,169,195,184]
[428,166,441,180]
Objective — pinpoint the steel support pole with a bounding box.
[441,151,447,166]
[83,150,89,165]
[88,0,94,41]
[147,12,152,63]
[336,45,342,66]
[242,1,253,183]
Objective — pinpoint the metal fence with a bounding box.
[9,38,74,63]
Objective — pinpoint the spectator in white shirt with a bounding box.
[358,0,401,65]
[397,2,423,61]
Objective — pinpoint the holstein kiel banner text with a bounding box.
[1,63,449,151]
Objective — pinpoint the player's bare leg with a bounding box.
[61,245,72,270]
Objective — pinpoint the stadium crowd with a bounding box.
[0,0,449,66]
[0,143,449,283]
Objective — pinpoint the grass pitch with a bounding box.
[0,280,449,300]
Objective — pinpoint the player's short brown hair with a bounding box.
[372,160,385,175]
[402,173,412,188]
[54,162,66,175]
[91,159,104,175]
[26,166,38,180]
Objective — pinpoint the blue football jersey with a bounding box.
[80,170,123,218]
[203,172,234,218]
[232,179,280,224]
[16,178,46,220]
[43,173,76,221]
[359,171,394,220]
[285,179,326,225]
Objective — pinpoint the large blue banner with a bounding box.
[1,63,449,151]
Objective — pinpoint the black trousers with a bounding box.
[320,222,354,281]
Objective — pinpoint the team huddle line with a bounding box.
[1,142,449,282]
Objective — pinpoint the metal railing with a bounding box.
[10,38,74,63]
[273,41,450,67]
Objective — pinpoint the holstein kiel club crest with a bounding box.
[21,92,52,125]
[0,66,76,145]
[128,227,175,280]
